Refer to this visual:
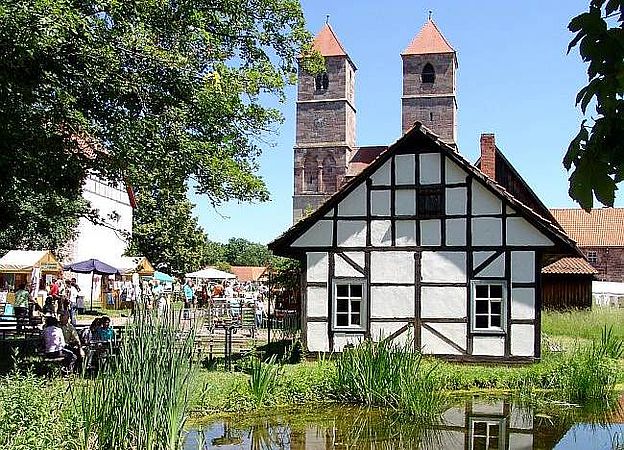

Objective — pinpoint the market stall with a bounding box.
[0,250,62,310]
[64,259,120,311]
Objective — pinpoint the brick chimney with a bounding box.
[480,133,496,180]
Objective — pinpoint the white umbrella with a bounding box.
[185,267,236,280]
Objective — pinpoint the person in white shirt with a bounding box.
[42,316,76,373]
[68,281,79,325]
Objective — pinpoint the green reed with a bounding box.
[72,310,197,450]
[247,355,281,406]
[335,338,447,420]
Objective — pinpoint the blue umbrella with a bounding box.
[64,259,120,311]
[154,271,174,282]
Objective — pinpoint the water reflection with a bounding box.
[185,395,624,450]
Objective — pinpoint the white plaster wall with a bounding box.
[472,400,505,415]
[370,220,392,247]
[333,333,364,352]
[396,220,417,247]
[510,404,534,429]
[511,251,535,283]
[506,217,553,246]
[421,286,466,318]
[370,160,391,186]
[509,433,533,450]
[472,335,505,356]
[395,189,416,215]
[343,252,365,269]
[472,182,502,215]
[337,220,367,247]
[370,321,412,345]
[420,219,441,246]
[324,210,334,218]
[445,157,466,184]
[395,154,415,185]
[421,252,466,283]
[446,219,466,246]
[473,251,495,268]
[421,327,462,355]
[475,253,505,278]
[337,184,366,216]
[370,190,391,216]
[428,322,467,350]
[434,431,465,450]
[306,252,328,282]
[506,205,515,215]
[334,254,365,278]
[511,324,534,356]
[370,251,414,283]
[511,288,535,320]
[445,187,467,215]
[370,286,414,318]
[293,220,333,247]
[307,321,329,352]
[419,153,441,185]
[472,217,502,246]
[306,286,327,317]
[442,407,466,427]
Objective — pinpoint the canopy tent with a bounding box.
[64,259,120,311]
[0,250,62,274]
[154,271,175,283]
[186,267,236,280]
[109,256,155,277]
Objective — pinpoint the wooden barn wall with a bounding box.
[541,275,592,310]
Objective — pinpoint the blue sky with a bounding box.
[193,0,610,245]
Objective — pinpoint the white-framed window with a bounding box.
[587,250,598,264]
[469,417,506,450]
[333,280,365,330]
[471,280,506,333]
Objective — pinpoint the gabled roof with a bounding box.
[347,146,388,177]
[542,257,597,275]
[403,19,455,55]
[270,123,580,257]
[230,266,268,282]
[313,23,349,57]
[550,208,624,247]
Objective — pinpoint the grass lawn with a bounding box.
[542,308,624,341]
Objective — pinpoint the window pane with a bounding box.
[336,285,349,297]
[475,299,488,314]
[490,285,503,298]
[473,438,487,450]
[350,284,363,298]
[476,285,488,298]
[475,315,488,329]
[474,422,488,434]
[417,190,443,217]
[337,299,348,313]
[351,314,360,325]
[489,423,499,435]
[351,300,361,313]
[491,301,501,315]
[336,314,348,327]
[491,315,501,328]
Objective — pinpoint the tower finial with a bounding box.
[326,14,330,24]
[428,10,432,20]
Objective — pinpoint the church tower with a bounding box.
[402,18,457,144]
[292,24,357,222]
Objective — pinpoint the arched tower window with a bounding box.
[315,72,329,90]
[422,63,435,84]
[303,155,318,192]
[322,155,337,193]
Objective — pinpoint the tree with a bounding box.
[0,0,322,251]
[224,238,273,267]
[564,0,624,209]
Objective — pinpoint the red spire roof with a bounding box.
[312,23,349,57]
[403,19,455,55]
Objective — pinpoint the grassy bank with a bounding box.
[543,308,624,341]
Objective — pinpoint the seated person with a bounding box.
[95,316,116,342]
[80,317,102,345]
[42,316,76,373]
[59,311,84,361]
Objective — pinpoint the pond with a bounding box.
[184,395,624,449]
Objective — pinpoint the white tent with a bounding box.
[0,250,62,273]
[186,267,236,280]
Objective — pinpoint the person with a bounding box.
[14,283,30,330]
[80,317,102,345]
[255,296,264,328]
[42,316,76,373]
[68,280,79,325]
[59,311,84,363]
[224,282,234,299]
[183,280,193,318]
[95,316,116,342]
[46,279,59,315]
[56,279,66,313]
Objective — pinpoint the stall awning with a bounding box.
[110,256,155,276]
[0,250,62,273]
[186,267,236,280]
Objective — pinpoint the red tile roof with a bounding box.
[550,208,624,247]
[347,146,388,177]
[313,24,349,57]
[403,19,454,55]
[230,266,267,282]
[542,257,597,275]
